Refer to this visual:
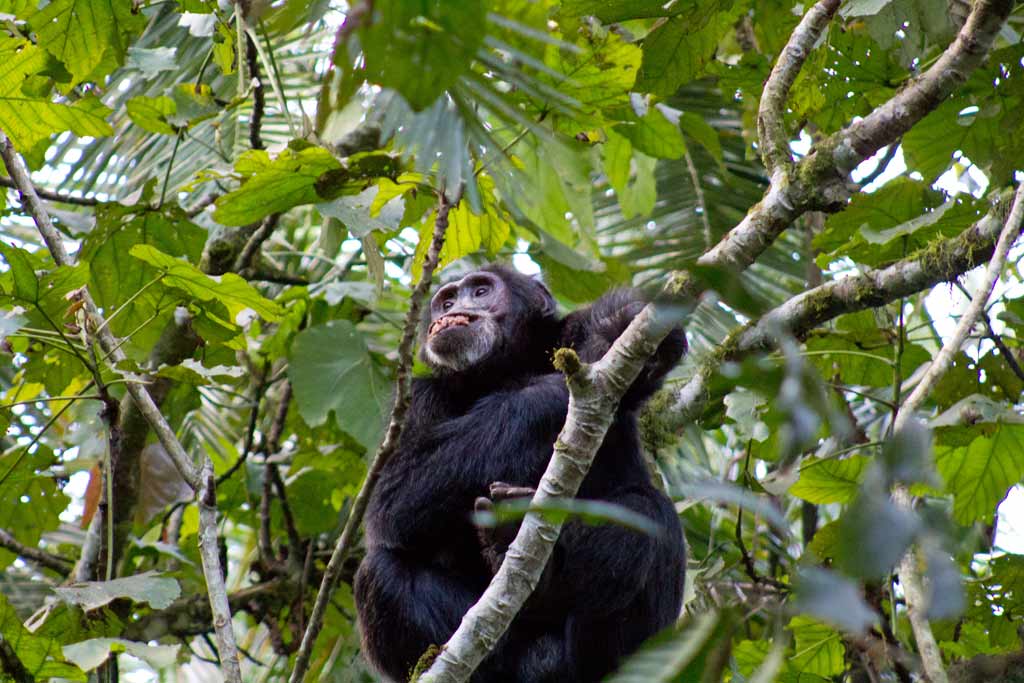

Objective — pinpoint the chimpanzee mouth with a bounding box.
[428,314,476,337]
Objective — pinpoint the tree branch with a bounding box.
[833,0,1013,173]
[289,191,455,683]
[666,188,1020,424]
[889,181,1024,683]
[0,528,72,575]
[0,133,244,683]
[757,0,841,173]
[0,175,99,206]
[706,0,1010,272]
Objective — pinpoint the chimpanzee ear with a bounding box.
[533,278,557,318]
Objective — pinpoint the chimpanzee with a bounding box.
[354,264,687,683]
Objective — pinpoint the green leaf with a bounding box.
[935,422,1024,524]
[54,571,180,611]
[0,446,68,571]
[790,455,870,504]
[0,38,113,153]
[64,638,179,672]
[213,146,344,226]
[360,0,486,110]
[0,242,39,301]
[787,617,844,677]
[412,176,512,279]
[559,0,678,22]
[904,100,1003,181]
[288,320,392,448]
[636,9,736,96]
[81,208,205,349]
[0,594,85,681]
[612,107,686,160]
[124,46,178,79]
[792,568,877,633]
[28,0,146,87]
[678,111,723,163]
[126,95,178,135]
[543,29,640,126]
[129,244,283,322]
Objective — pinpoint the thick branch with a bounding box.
[289,193,454,683]
[0,528,72,575]
[833,0,1012,172]
[757,0,841,172]
[707,0,1010,272]
[0,133,243,683]
[423,304,683,681]
[669,188,1019,422]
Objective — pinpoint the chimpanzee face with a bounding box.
[422,270,509,372]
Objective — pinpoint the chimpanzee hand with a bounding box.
[474,481,536,575]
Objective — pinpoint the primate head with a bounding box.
[421,265,557,373]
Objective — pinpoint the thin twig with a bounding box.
[683,147,713,250]
[246,33,265,151]
[0,175,99,206]
[0,528,73,574]
[289,190,455,683]
[857,143,901,188]
[234,214,280,274]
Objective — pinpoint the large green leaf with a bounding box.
[0,446,68,571]
[81,208,206,352]
[0,38,112,154]
[359,0,486,111]
[635,9,737,96]
[0,594,85,681]
[28,0,146,87]
[129,244,283,322]
[213,147,344,226]
[787,617,844,677]
[54,571,180,611]
[412,176,512,279]
[790,455,870,504]
[604,612,719,682]
[63,638,179,672]
[288,320,392,448]
[935,422,1024,524]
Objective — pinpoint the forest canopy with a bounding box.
[0,0,1023,681]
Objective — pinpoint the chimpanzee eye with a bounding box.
[474,287,489,297]
[442,300,454,310]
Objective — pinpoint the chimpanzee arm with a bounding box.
[560,289,686,410]
[369,374,570,548]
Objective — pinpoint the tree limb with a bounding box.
[0,133,244,683]
[666,188,1020,424]
[833,0,1013,173]
[757,0,841,173]
[889,181,1024,683]
[289,191,455,683]
[0,528,72,575]
[706,0,1010,271]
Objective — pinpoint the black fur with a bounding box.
[354,265,687,682]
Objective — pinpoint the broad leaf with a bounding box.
[130,244,283,322]
[288,320,392,448]
[54,571,180,611]
[359,0,486,111]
